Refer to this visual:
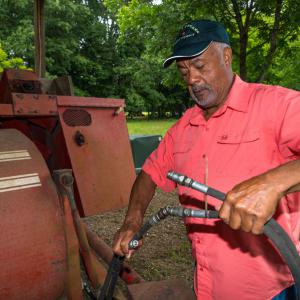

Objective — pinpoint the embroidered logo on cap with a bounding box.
[174,24,200,45]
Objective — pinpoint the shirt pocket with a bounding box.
[215,130,261,176]
[217,130,259,144]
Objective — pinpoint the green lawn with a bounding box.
[126,118,178,136]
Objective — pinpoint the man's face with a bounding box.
[176,43,232,111]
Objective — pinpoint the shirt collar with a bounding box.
[189,74,249,125]
[226,74,249,113]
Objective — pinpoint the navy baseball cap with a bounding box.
[163,20,230,68]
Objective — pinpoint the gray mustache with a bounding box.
[192,84,211,93]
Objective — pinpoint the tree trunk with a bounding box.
[256,0,283,82]
[239,31,248,80]
[231,0,248,80]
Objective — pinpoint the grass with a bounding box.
[126,118,178,136]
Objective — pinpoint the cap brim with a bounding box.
[163,41,212,68]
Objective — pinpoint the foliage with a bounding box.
[0,44,28,72]
[0,0,120,98]
[104,0,300,115]
[266,37,300,90]
[108,0,300,82]
[0,0,299,117]
[0,0,34,64]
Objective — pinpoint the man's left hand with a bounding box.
[218,174,283,234]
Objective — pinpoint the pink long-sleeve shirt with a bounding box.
[142,75,300,299]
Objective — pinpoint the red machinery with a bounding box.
[0,128,66,299]
[0,68,136,299]
[0,2,194,298]
[0,69,195,300]
[0,69,136,216]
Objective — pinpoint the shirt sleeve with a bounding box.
[142,130,177,192]
[276,89,300,159]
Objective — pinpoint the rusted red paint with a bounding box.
[53,170,83,300]
[0,69,41,104]
[60,193,83,300]
[54,169,128,299]
[0,104,14,115]
[57,96,136,216]
[0,129,67,300]
[1,91,136,217]
[57,95,125,108]
[0,68,136,216]
[0,69,142,298]
[55,168,101,289]
[12,93,57,116]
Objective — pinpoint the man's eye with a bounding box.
[196,65,204,70]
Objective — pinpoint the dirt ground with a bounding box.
[85,189,194,290]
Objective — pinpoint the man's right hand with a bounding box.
[112,220,142,258]
[112,171,157,258]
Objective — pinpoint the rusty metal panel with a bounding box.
[0,104,14,116]
[3,69,39,81]
[0,129,67,300]
[57,96,135,216]
[12,93,58,115]
[0,69,42,104]
[57,95,125,108]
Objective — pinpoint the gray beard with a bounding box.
[190,91,211,108]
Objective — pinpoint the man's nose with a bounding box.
[187,68,201,85]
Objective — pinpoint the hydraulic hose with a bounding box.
[167,170,300,299]
[129,205,300,299]
[129,206,218,248]
[99,171,300,300]
[98,207,220,300]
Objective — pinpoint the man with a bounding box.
[113,20,300,299]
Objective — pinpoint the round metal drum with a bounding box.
[0,129,67,299]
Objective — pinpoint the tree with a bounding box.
[106,0,300,84]
[0,0,121,97]
[0,44,28,72]
[266,36,300,90]
[0,0,35,66]
[199,0,300,82]
[104,0,189,117]
[1,0,298,118]
[44,0,121,97]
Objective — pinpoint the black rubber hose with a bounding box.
[98,255,124,300]
[167,170,300,298]
[98,171,300,300]
[264,219,300,294]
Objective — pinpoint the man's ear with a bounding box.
[223,47,232,67]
